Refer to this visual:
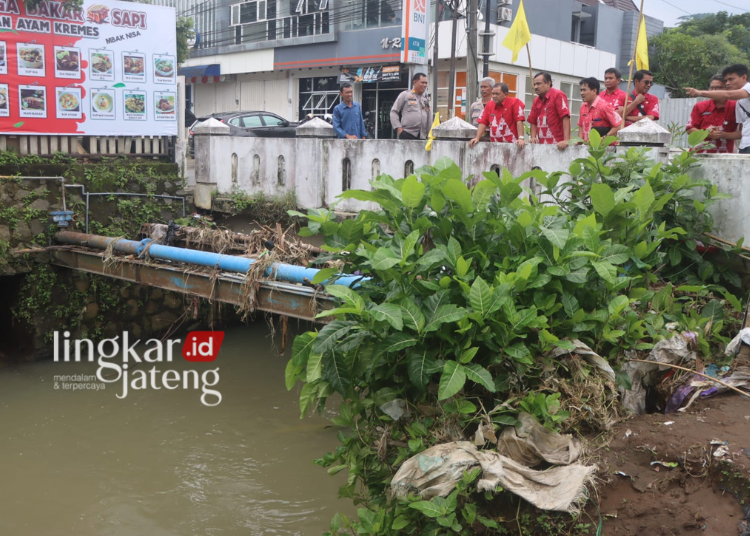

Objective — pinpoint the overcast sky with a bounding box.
[642,0,749,27]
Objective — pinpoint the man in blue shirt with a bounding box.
[333,83,367,139]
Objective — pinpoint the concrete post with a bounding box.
[296,117,337,139]
[617,118,672,163]
[175,75,188,178]
[193,118,230,210]
[296,118,336,209]
[432,116,477,141]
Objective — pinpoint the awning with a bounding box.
[178,64,221,83]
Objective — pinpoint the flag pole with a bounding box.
[526,44,534,88]
[622,0,646,121]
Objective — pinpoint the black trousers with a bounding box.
[740,146,750,154]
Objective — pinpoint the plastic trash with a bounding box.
[621,335,696,415]
[726,328,750,355]
[379,398,408,421]
[549,340,615,382]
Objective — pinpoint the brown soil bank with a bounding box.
[590,395,750,535]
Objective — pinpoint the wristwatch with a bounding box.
[518,136,525,140]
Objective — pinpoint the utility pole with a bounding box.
[466,0,478,109]
[432,1,440,113]
[447,0,458,117]
[481,0,491,77]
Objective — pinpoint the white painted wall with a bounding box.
[196,133,749,246]
[195,134,601,212]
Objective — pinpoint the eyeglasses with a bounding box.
[642,80,654,86]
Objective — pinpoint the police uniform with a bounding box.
[390,89,431,139]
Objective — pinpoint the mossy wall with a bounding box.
[0,153,200,361]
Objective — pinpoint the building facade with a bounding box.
[167,0,662,137]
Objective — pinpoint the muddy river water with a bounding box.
[0,324,351,536]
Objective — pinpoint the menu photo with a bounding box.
[90,88,116,120]
[0,84,9,118]
[17,43,45,77]
[18,85,47,118]
[154,91,175,121]
[0,41,7,76]
[123,90,147,121]
[55,87,83,119]
[89,49,114,82]
[153,55,175,84]
[122,51,146,83]
[54,46,82,80]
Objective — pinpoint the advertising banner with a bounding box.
[0,0,177,136]
[338,65,401,84]
[400,0,429,65]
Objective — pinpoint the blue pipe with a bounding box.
[55,231,366,287]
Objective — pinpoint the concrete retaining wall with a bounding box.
[690,154,750,244]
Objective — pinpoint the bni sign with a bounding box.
[400,0,429,64]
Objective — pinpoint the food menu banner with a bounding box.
[0,0,177,136]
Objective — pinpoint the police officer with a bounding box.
[390,72,431,140]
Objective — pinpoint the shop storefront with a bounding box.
[296,64,408,139]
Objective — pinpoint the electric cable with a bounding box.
[709,0,748,12]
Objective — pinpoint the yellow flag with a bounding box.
[425,112,440,151]
[501,0,532,64]
[635,14,649,70]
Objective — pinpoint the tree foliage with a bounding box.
[677,11,750,58]
[653,32,748,97]
[176,16,194,64]
[653,12,750,97]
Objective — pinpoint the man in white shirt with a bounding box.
[686,63,750,154]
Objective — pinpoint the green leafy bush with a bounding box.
[286,132,742,535]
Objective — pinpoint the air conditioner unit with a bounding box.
[497,7,512,22]
[497,0,512,5]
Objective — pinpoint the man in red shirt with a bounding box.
[624,70,659,126]
[469,83,526,149]
[686,75,740,154]
[528,72,571,150]
[599,67,627,115]
[577,77,622,142]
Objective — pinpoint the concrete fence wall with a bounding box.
[194,133,631,212]
[689,154,749,244]
[192,121,748,246]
